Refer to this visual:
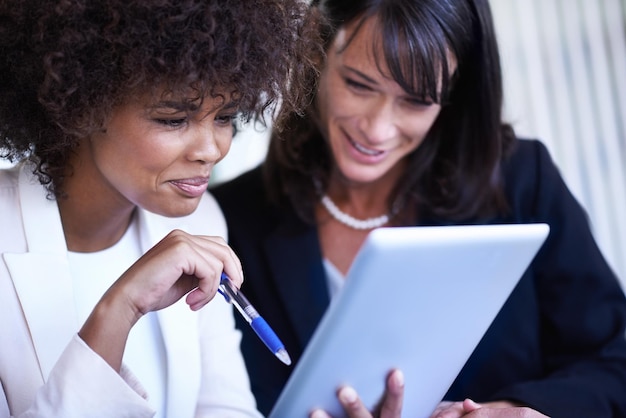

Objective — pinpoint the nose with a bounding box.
[357,97,398,144]
[187,123,227,164]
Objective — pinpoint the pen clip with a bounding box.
[218,272,232,303]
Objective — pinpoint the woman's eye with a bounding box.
[345,78,372,91]
[215,114,237,126]
[405,97,434,108]
[403,95,435,108]
[155,118,187,128]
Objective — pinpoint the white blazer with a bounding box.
[0,163,262,418]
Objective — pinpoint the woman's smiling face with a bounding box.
[316,17,446,186]
[78,91,237,217]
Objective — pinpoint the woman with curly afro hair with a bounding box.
[0,0,320,416]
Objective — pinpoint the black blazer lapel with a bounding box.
[263,220,330,349]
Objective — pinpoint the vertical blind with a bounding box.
[490,0,626,289]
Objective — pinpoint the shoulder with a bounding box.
[502,138,555,181]
[499,139,601,256]
[210,165,307,247]
[0,164,21,190]
[0,164,42,257]
[500,139,569,216]
[210,165,276,227]
[0,164,26,223]
[211,166,266,210]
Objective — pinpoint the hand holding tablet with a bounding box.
[270,224,550,418]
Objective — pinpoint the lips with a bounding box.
[348,136,385,156]
[169,177,210,198]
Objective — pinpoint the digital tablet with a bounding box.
[269,223,550,418]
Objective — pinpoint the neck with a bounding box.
[58,195,136,252]
[326,156,408,210]
[58,150,137,252]
[319,177,403,230]
[324,177,395,219]
[57,140,135,252]
[320,194,391,230]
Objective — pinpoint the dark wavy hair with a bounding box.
[264,0,516,223]
[0,0,321,196]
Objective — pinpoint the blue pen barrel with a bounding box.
[220,273,291,365]
[251,317,283,354]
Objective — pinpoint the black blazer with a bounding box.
[212,139,626,418]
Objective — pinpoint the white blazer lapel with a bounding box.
[4,165,78,380]
[137,207,202,417]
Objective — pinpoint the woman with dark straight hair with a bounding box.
[264,0,513,225]
[213,0,626,417]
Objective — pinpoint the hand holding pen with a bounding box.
[219,272,292,365]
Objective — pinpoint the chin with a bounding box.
[340,167,386,185]
[145,200,201,218]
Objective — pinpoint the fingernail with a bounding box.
[310,410,327,418]
[339,386,358,404]
[393,369,405,386]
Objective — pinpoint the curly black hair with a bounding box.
[0,0,321,196]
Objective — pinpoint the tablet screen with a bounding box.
[269,223,550,418]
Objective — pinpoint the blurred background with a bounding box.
[2,0,624,289]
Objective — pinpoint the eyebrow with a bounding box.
[151,98,239,114]
[151,100,196,112]
[220,100,239,111]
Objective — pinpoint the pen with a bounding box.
[218,272,292,366]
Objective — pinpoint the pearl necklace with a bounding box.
[320,194,390,230]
